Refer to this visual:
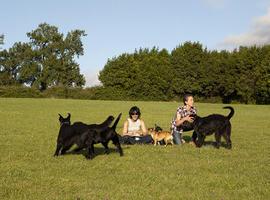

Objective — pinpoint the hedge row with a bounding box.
[0,86,238,104]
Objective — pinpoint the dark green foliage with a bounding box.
[99,47,173,101]
[254,46,270,104]
[0,86,42,98]
[170,42,206,96]
[0,42,37,86]
[0,86,99,99]
[99,42,270,104]
[0,23,86,90]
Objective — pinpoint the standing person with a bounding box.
[119,106,153,144]
[171,94,197,145]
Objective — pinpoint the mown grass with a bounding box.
[0,98,269,200]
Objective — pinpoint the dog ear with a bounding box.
[108,115,115,123]
[67,113,71,120]
[58,114,63,122]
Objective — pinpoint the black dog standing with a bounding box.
[193,106,234,149]
[85,113,124,159]
[54,114,114,157]
[54,113,123,159]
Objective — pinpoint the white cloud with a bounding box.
[83,70,101,87]
[219,7,270,49]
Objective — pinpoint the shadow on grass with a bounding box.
[203,141,229,148]
[182,135,229,148]
[182,135,193,143]
[65,145,131,157]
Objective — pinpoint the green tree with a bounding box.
[26,23,86,90]
[170,41,207,97]
[232,46,261,103]
[254,45,270,104]
[99,47,172,100]
[0,42,33,85]
[212,50,238,103]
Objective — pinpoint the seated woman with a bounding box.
[119,106,153,144]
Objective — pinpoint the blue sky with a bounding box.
[1,0,270,86]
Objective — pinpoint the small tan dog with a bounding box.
[148,128,174,146]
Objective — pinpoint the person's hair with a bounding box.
[129,106,141,118]
[183,94,193,105]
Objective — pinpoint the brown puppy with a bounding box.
[148,128,173,146]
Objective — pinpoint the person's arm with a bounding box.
[122,120,129,135]
[140,120,148,135]
[175,113,193,127]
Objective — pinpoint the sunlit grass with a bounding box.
[0,98,269,199]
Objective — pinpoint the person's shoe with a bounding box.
[181,139,186,144]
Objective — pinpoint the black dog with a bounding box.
[84,113,124,159]
[193,106,234,149]
[58,113,71,126]
[154,124,163,132]
[182,120,195,132]
[54,114,114,157]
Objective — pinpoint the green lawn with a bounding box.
[0,98,269,200]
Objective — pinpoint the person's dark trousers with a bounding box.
[118,135,153,144]
[134,135,153,144]
[119,135,153,144]
[118,135,136,144]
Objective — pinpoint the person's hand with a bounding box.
[136,131,143,136]
[184,115,194,123]
[129,130,143,136]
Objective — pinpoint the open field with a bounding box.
[0,98,269,200]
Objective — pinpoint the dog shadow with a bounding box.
[182,136,228,148]
[65,145,131,157]
[203,141,228,148]
[182,135,193,143]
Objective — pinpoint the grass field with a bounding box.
[0,98,269,200]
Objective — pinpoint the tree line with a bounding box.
[99,43,270,104]
[1,23,270,104]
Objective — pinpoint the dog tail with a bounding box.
[112,113,122,130]
[223,106,234,120]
